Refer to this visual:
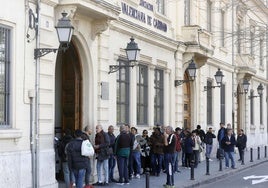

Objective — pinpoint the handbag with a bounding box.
[81,139,95,157]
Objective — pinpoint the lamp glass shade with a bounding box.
[242,80,250,93]
[257,83,264,95]
[125,37,140,62]
[187,59,197,79]
[214,68,224,85]
[55,12,74,44]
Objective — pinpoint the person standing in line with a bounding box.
[125,124,135,180]
[107,125,117,183]
[184,131,194,169]
[173,127,182,173]
[217,123,226,149]
[82,125,93,187]
[236,129,247,162]
[204,127,216,161]
[163,126,176,188]
[140,129,151,174]
[66,130,88,188]
[93,125,110,186]
[149,126,164,176]
[58,129,75,188]
[115,125,134,185]
[221,129,237,169]
[192,131,201,168]
[130,127,145,179]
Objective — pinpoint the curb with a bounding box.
[183,158,268,188]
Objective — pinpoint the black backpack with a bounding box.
[58,135,73,162]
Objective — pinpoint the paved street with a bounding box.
[59,148,268,188]
[199,160,268,188]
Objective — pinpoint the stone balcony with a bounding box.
[181,25,214,67]
[236,54,257,79]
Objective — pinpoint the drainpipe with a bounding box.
[231,0,235,129]
[28,90,36,187]
[34,0,41,187]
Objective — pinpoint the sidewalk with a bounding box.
[59,148,268,188]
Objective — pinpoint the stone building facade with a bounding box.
[0,0,267,187]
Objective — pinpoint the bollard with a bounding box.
[206,157,210,175]
[265,146,267,158]
[190,161,195,180]
[250,148,253,162]
[219,157,223,171]
[145,171,150,188]
[257,147,260,160]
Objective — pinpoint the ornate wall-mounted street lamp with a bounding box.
[235,79,250,96]
[204,68,224,91]
[248,83,264,99]
[109,37,140,74]
[174,59,197,86]
[34,12,74,59]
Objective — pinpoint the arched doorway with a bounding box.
[54,41,83,179]
[183,73,191,129]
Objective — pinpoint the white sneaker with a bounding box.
[136,174,140,179]
[209,159,213,161]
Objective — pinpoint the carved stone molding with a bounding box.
[91,20,110,40]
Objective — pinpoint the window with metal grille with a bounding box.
[0,26,10,127]
[220,84,225,124]
[116,59,130,125]
[154,69,163,125]
[184,0,191,25]
[207,0,212,32]
[250,90,254,125]
[207,80,212,125]
[137,64,148,125]
[156,0,165,15]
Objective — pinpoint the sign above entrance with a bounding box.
[121,1,167,32]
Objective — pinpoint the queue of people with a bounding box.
[55,122,247,188]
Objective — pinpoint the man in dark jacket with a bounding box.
[115,125,134,185]
[217,123,226,149]
[66,129,88,188]
[107,125,117,183]
[236,129,247,162]
[221,129,237,169]
[93,125,110,186]
[204,127,216,160]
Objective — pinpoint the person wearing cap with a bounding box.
[66,129,88,188]
[204,127,216,161]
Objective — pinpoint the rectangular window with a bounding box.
[260,94,263,124]
[207,0,212,32]
[116,60,130,125]
[220,84,225,124]
[260,37,264,66]
[250,26,255,56]
[237,22,241,54]
[0,26,10,126]
[154,69,164,125]
[250,90,254,125]
[207,80,212,125]
[221,10,225,47]
[137,64,148,125]
[184,0,191,25]
[156,0,165,15]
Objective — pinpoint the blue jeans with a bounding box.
[224,151,235,168]
[109,155,116,180]
[85,158,91,185]
[173,151,181,172]
[164,153,174,186]
[206,144,213,158]
[130,151,141,175]
[73,169,86,188]
[97,159,109,183]
[62,162,75,188]
[151,153,164,174]
[117,156,129,183]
